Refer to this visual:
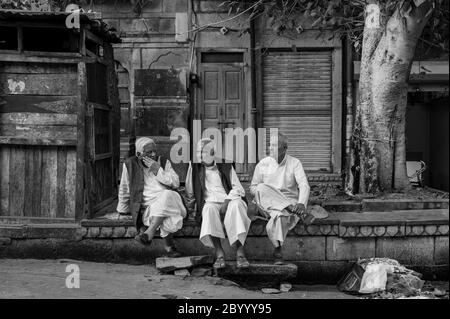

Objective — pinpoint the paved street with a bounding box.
[0,259,356,299]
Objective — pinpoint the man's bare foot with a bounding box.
[134,232,152,245]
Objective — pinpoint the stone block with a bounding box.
[112,226,127,238]
[159,18,175,33]
[57,239,114,262]
[163,0,188,12]
[221,236,325,261]
[375,237,434,265]
[326,237,376,261]
[434,236,449,265]
[87,227,100,238]
[99,227,113,238]
[13,239,59,259]
[339,225,405,237]
[0,226,25,238]
[111,238,165,264]
[125,227,138,238]
[0,237,11,245]
[214,263,297,280]
[156,255,214,272]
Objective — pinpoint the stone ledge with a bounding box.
[0,224,81,240]
[79,209,448,239]
[362,199,449,212]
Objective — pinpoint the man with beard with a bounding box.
[116,137,187,257]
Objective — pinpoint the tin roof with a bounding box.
[0,9,121,43]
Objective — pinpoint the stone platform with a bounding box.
[1,200,448,283]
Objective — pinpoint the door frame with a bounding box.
[195,48,249,172]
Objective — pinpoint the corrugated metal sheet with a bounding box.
[0,9,120,43]
[263,51,332,171]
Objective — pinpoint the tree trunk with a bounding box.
[346,1,434,194]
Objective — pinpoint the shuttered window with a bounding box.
[262,50,332,171]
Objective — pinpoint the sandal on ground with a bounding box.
[213,256,226,269]
[134,232,152,245]
[236,256,250,268]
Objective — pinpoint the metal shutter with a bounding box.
[262,51,332,171]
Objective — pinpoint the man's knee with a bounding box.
[202,204,220,218]
[226,199,247,215]
[161,189,177,197]
[255,183,271,194]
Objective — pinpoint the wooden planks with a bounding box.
[0,95,78,114]
[0,113,77,125]
[0,145,76,219]
[0,73,77,95]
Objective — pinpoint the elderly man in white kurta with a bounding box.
[185,138,251,269]
[116,137,187,257]
[250,133,311,264]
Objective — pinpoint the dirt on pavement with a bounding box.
[0,258,356,299]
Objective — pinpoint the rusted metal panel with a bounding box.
[262,50,333,171]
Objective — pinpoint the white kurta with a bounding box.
[116,159,186,237]
[185,162,251,248]
[250,155,310,247]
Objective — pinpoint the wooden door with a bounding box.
[85,62,115,214]
[197,52,245,171]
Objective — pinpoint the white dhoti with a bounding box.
[252,184,300,247]
[142,189,187,238]
[199,198,250,248]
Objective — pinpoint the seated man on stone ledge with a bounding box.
[116,137,187,257]
[185,138,251,269]
[250,133,312,265]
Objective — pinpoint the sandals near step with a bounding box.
[213,256,226,269]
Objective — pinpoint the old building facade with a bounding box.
[89,0,447,190]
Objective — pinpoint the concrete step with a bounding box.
[214,263,298,282]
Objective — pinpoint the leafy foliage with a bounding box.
[223,0,449,55]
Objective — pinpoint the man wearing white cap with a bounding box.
[185,138,251,269]
[116,137,187,257]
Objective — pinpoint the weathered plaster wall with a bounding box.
[86,0,190,179]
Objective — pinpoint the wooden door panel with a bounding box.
[225,70,240,100]
[203,71,220,101]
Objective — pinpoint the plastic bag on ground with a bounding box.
[359,263,394,294]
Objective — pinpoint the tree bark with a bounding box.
[347,0,434,194]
